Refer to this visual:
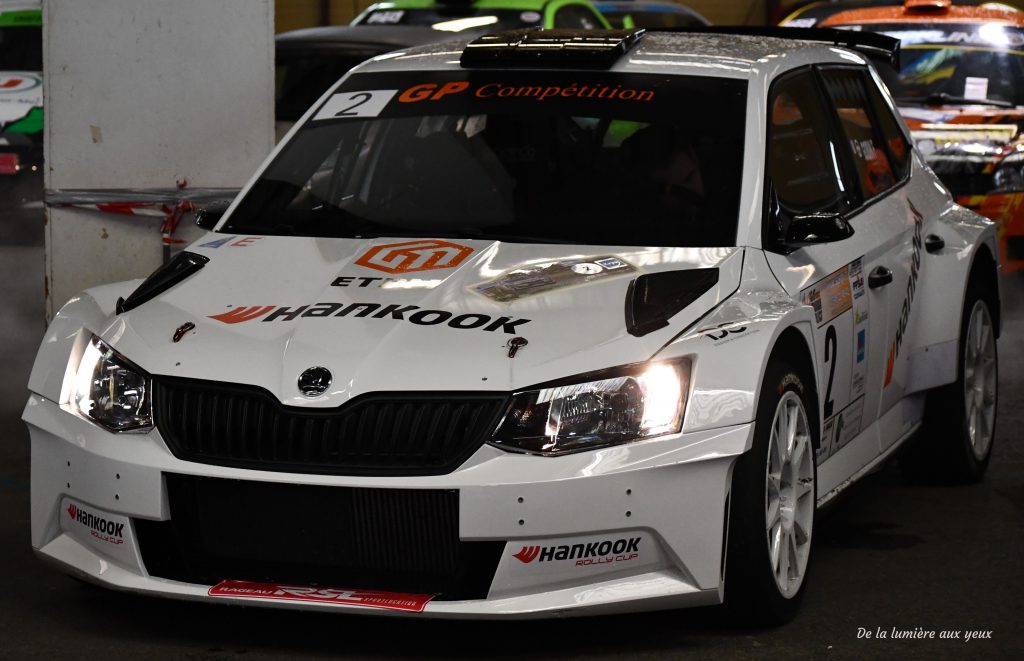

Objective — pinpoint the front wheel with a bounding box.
[724,360,817,625]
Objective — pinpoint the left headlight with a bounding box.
[490,358,690,456]
[70,335,153,432]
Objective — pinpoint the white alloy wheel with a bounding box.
[963,300,997,461]
[765,391,814,598]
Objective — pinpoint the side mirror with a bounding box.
[785,211,854,247]
[195,204,228,230]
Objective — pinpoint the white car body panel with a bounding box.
[24,32,1000,617]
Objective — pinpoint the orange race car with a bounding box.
[819,0,1024,272]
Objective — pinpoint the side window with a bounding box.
[554,5,601,29]
[820,68,898,200]
[768,70,850,217]
[865,76,911,182]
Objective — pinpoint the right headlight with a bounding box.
[489,358,691,456]
[69,335,153,432]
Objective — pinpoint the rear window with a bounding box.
[225,71,748,248]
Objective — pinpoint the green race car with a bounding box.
[0,3,42,178]
[353,0,610,33]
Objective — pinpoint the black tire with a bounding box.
[901,281,997,483]
[724,359,817,626]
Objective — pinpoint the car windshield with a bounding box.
[223,71,747,247]
[357,8,540,32]
[834,22,1024,106]
[0,26,42,70]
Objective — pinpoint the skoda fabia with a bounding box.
[25,28,1000,623]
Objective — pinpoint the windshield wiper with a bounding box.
[897,93,1014,109]
[452,229,573,244]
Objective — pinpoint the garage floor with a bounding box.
[1,190,1022,660]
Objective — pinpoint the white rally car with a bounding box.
[25,27,1001,623]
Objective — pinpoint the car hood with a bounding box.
[105,236,742,406]
[0,71,42,126]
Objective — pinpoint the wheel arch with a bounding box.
[766,325,821,452]
[968,242,1001,339]
[26,280,138,404]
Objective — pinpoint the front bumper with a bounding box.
[25,393,751,618]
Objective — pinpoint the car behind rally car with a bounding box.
[354,0,609,31]
[820,0,1024,272]
[0,2,42,179]
[25,27,1000,622]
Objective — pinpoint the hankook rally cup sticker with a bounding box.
[472,255,636,303]
[208,580,434,612]
[60,497,140,569]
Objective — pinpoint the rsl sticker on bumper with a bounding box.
[208,580,434,612]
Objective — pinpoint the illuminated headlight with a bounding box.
[490,359,690,456]
[992,152,1024,193]
[992,164,1024,193]
[70,335,153,432]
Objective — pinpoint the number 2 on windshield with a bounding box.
[313,90,398,121]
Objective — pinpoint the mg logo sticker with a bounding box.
[355,239,473,274]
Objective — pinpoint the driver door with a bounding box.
[761,66,904,496]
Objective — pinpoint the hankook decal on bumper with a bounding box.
[65,501,124,546]
[512,537,641,567]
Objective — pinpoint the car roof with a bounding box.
[820,0,1024,27]
[592,1,701,10]
[367,0,554,11]
[354,30,868,80]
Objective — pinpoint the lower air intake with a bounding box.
[135,474,502,600]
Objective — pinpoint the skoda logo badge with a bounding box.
[298,367,332,397]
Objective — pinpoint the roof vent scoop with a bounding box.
[460,28,646,69]
[624,268,719,337]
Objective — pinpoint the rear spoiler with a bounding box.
[665,26,900,68]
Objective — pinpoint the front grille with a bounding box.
[152,376,508,476]
[134,474,503,600]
